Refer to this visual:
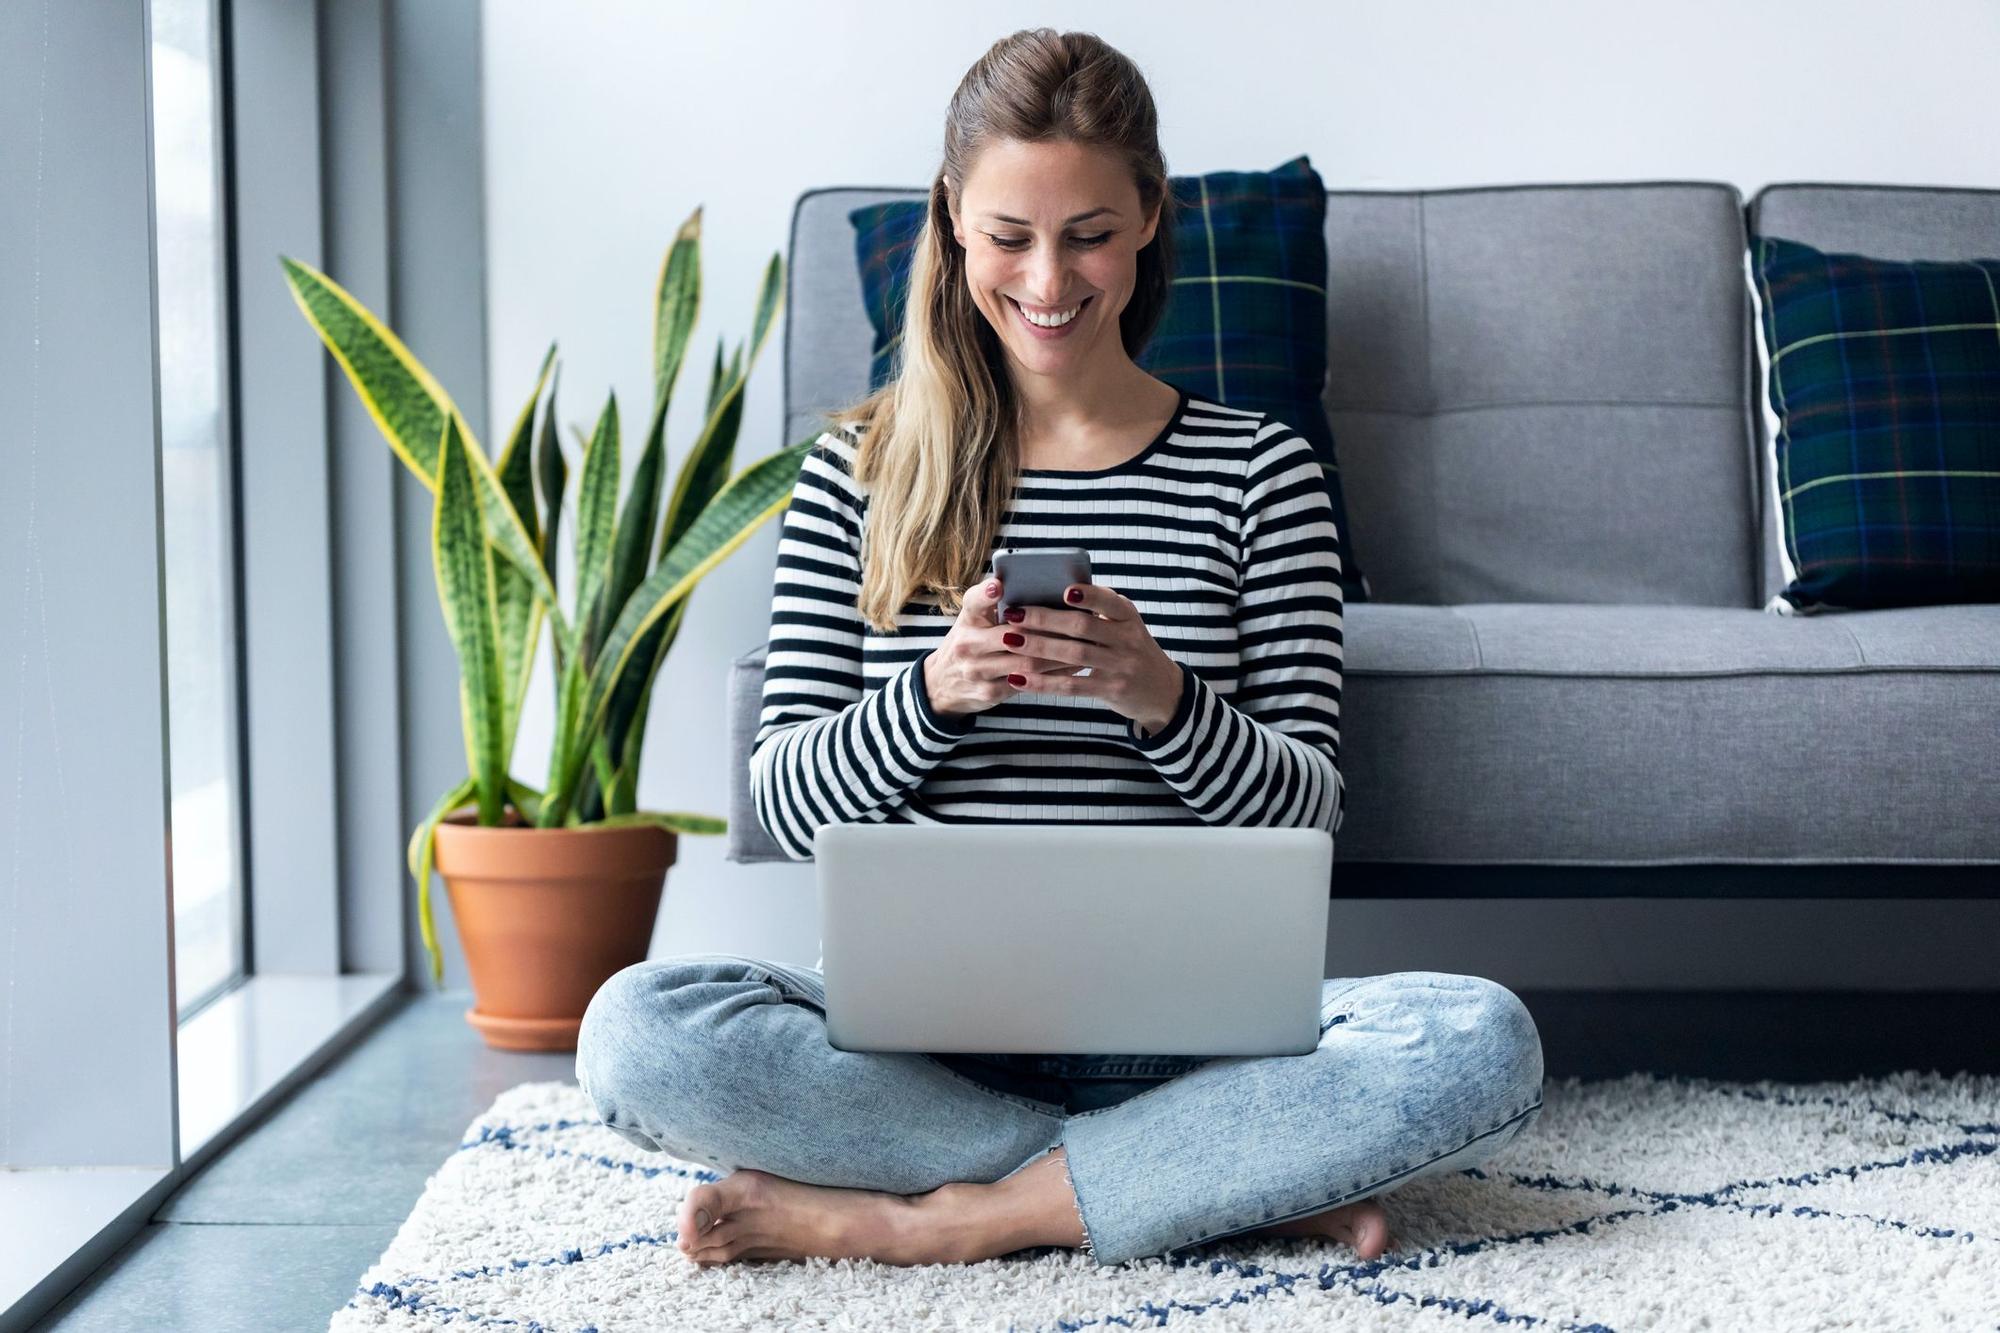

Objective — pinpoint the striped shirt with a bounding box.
[749,385,1347,872]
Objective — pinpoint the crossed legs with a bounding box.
[575,955,1543,1268]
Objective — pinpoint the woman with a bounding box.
[575,27,1544,1272]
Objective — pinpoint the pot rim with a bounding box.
[432,807,679,878]
[436,808,683,836]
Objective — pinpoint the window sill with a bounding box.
[1,971,402,1329]
[177,972,401,1162]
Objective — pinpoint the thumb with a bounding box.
[961,573,1004,624]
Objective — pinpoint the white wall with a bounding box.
[479,0,2000,988]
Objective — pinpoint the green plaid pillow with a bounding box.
[848,154,1371,603]
[1751,235,2000,613]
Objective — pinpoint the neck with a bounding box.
[1011,360,1164,439]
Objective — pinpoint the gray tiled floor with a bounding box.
[33,991,574,1332]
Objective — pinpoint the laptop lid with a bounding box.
[817,823,1332,1057]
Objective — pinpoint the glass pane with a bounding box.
[150,0,245,1020]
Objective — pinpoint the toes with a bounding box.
[687,1217,744,1261]
[1352,1209,1390,1259]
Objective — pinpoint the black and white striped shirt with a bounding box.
[749,385,1346,865]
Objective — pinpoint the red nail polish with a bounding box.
[1066,587,1083,603]
[1003,631,1024,647]
[1003,606,1025,622]
[1008,674,1026,687]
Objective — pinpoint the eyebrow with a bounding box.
[982,207,1121,225]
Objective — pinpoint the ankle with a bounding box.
[907,1181,992,1264]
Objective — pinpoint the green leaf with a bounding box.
[492,345,556,757]
[506,777,544,825]
[432,413,507,825]
[602,397,668,686]
[537,370,569,682]
[705,339,726,419]
[279,255,570,653]
[601,596,689,815]
[574,392,622,658]
[653,207,702,415]
[408,776,477,987]
[589,810,727,836]
[540,644,591,827]
[743,252,782,383]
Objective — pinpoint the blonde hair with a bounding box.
[816,28,1179,633]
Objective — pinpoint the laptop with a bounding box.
[816,823,1333,1057]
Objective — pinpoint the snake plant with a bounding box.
[281,205,813,983]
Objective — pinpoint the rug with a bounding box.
[328,1071,2000,1331]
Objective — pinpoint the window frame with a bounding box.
[0,0,493,1322]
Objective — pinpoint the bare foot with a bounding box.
[1237,1198,1393,1259]
[675,1169,946,1268]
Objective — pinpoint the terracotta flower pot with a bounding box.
[431,808,677,1051]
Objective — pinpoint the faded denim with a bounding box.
[574,951,1545,1268]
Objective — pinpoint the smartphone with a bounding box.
[992,546,1092,621]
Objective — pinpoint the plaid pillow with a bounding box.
[1751,234,2000,613]
[848,155,1371,603]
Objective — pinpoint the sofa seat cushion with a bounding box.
[1337,602,2000,865]
[728,603,2000,867]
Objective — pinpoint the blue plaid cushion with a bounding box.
[1751,235,2000,613]
[848,155,1371,603]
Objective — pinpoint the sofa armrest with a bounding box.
[726,642,792,863]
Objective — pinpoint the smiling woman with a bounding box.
[578,24,1533,1281]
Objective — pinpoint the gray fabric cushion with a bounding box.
[1748,185,2000,609]
[728,603,2000,865]
[1323,184,1760,607]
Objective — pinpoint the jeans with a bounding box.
[573,952,1545,1268]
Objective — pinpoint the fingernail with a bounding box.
[986,581,999,596]
[1008,674,1026,687]
[1003,606,1025,623]
[696,1209,712,1231]
[1003,631,1024,647]
[1066,587,1083,603]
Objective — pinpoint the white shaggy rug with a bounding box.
[328,1071,2000,1332]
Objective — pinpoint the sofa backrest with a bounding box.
[1323,183,1758,607]
[1747,184,2000,608]
[784,181,1763,609]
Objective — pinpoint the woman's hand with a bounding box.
[998,582,1185,737]
[922,575,1086,719]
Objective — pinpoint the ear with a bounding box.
[1136,195,1162,249]
[943,184,964,247]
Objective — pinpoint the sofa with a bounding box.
[725,181,2000,900]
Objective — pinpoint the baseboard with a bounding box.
[1517,989,2000,1080]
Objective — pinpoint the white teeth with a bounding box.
[1016,298,1082,328]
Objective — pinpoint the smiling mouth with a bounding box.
[1009,295,1093,327]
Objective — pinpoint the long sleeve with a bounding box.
[748,436,978,860]
[1125,423,1346,835]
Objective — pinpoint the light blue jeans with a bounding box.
[573,952,1545,1268]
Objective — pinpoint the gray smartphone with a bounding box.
[992,546,1092,621]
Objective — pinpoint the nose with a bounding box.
[1025,248,1072,306]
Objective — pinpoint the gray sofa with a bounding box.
[726,181,2000,898]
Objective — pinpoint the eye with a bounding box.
[987,233,1113,250]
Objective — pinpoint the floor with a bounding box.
[33,991,574,1333]
[30,987,2000,1330]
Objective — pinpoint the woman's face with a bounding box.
[948,139,1160,382]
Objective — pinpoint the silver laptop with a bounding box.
[817,823,1332,1056]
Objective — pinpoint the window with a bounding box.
[151,0,248,1021]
